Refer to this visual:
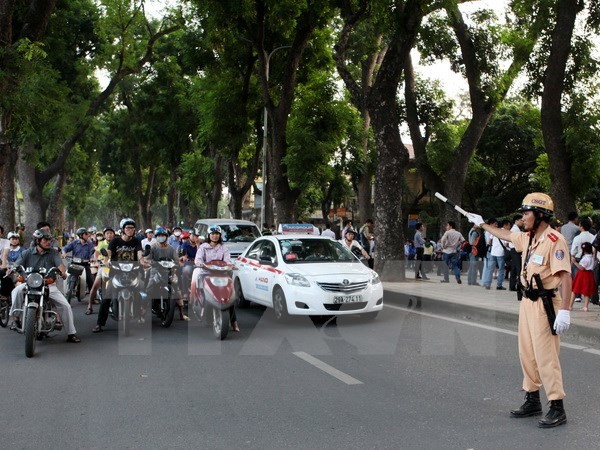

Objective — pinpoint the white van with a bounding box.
[193,219,262,259]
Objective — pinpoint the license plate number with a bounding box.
[333,295,362,304]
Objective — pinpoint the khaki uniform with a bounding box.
[511,227,571,400]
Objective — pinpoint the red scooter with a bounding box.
[193,260,236,340]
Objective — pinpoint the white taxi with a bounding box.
[233,225,383,319]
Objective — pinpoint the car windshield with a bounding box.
[221,225,261,243]
[278,238,358,263]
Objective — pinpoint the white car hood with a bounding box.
[287,262,372,279]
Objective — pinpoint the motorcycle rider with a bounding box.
[147,227,188,321]
[61,227,96,295]
[340,228,370,260]
[9,229,81,343]
[93,218,147,333]
[193,225,239,331]
[1,231,25,299]
[86,227,115,315]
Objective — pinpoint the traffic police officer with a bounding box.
[467,193,571,428]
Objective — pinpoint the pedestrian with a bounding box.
[467,192,571,428]
[482,220,510,290]
[321,222,336,239]
[569,242,596,312]
[414,222,428,280]
[439,221,464,284]
[508,214,525,291]
[466,223,481,286]
[560,212,579,249]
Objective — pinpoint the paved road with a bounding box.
[2,299,599,449]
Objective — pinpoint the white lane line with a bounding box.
[385,303,600,355]
[293,351,363,385]
[385,303,518,337]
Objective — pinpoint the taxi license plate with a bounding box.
[333,295,362,304]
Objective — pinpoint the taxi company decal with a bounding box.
[238,256,283,274]
[255,276,269,291]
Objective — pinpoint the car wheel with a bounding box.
[234,278,249,308]
[272,287,289,321]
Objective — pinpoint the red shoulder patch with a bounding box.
[548,233,558,242]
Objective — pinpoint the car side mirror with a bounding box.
[259,255,274,265]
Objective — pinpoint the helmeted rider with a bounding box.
[192,225,239,331]
[340,228,370,260]
[146,227,188,321]
[93,218,147,333]
[86,227,116,315]
[467,192,572,428]
[9,229,81,343]
[61,227,95,294]
[0,231,25,299]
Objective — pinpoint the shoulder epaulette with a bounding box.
[548,233,558,242]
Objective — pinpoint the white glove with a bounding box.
[466,213,485,226]
[553,309,570,335]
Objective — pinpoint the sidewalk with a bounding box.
[383,272,600,348]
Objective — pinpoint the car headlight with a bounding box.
[370,272,381,285]
[284,273,310,287]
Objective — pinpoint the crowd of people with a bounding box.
[410,211,600,311]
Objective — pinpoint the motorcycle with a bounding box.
[65,256,89,304]
[146,258,178,328]
[193,260,236,340]
[0,268,17,328]
[11,266,63,358]
[100,249,146,337]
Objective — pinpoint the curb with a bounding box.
[384,288,600,348]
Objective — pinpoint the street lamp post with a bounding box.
[260,45,290,229]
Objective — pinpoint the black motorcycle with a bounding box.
[146,259,178,327]
[65,257,89,304]
[11,266,63,358]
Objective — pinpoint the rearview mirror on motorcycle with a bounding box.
[100,248,108,257]
[144,245,151,257]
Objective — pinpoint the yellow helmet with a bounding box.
[519,192,554,217]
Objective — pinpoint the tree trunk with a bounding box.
[47,171,66,232]
[542,0,581,220]
[16,148,45,227]
[0,138,16,229]
[269,113,300,223]
[356,109,373,223]
[167,169,177,226]
[206,149,223,218]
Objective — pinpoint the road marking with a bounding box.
[293,351,363,385]
[385,303,600,355]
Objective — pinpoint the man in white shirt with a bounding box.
[141,229,156,249]
[321,223,336,239]
[570,218,594,261]
[508,214,525,291]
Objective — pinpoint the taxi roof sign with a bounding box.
[278,223,318,234]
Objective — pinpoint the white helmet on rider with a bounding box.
[119,218,136,230]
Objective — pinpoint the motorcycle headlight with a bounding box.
[159,261,175,269]
[284,273,310,287]
[371,272,381,285]
[171,274,178,283]
[27,273,44,289]
[119,263,133,272]
[210,277,229,287]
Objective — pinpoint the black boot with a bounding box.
[538,400,567,428]
[510,391,542,417]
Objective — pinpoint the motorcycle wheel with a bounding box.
[212,307,228,340]
[119,294,130,337]
[234,278,249,308]
[77,277,85,302]
[24,307,38,358]
[160,287,176,328]
[65,276,74,305]
[0,297,9,328]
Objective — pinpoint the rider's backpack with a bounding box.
[471,231,487,256]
